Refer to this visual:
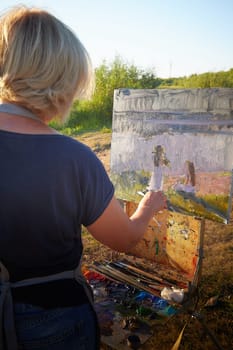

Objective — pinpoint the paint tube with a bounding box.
[161,286,184,304]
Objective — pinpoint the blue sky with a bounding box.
[1,0,233,78]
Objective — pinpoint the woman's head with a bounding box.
[0,6,93,121]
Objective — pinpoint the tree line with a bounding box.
[53,57,233,134]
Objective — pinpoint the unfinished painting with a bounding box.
[110,88,233,223]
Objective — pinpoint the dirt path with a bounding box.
[77,131,112,173]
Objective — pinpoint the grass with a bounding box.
[76,130,233,350]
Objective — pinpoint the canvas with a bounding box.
[111,88,233,224]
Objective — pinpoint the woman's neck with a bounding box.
[0,102,59,135]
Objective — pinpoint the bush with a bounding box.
[50,59,233,135]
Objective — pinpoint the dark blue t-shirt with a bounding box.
[0,129,114,306]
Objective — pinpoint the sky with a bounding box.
[1,0,233,78]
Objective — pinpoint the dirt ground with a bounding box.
[77,131,233,350]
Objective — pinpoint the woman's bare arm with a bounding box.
[87,191,167,252]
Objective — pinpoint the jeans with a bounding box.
[14,303,99,350]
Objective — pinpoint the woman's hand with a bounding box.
[87,191,167,252]
[137,190,167,213]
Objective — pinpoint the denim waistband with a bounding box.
[0,260,93,350]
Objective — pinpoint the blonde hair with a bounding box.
[0,6,93,121]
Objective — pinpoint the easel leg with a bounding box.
[192,312,224,350]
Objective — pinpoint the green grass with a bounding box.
[49,119,111,137]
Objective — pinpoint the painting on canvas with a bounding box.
[110,88,233,223]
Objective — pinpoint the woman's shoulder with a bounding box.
[51,134,101,166]
[55,134,92,152]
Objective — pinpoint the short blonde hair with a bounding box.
[0,6,93,121]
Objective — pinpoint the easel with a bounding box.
[102,87,233,349]
[94,201,206,349]
[125,202,222,350]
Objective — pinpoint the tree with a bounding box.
[70,56,159,127]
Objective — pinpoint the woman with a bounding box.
[0,6,166,350]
